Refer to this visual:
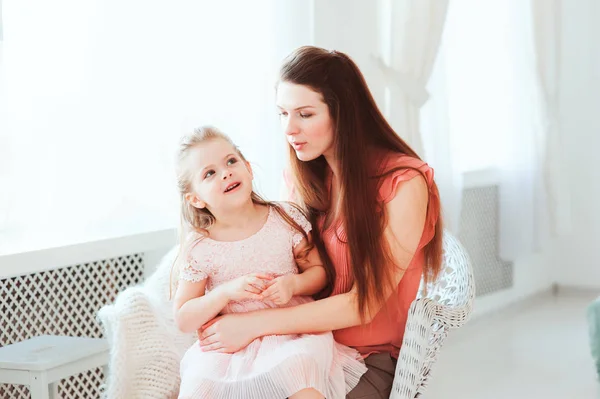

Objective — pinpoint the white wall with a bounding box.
[312,0,384,108]
[550,0,600,289]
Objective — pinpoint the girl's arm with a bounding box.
[200,175,429,349]
[174,273,271,333]
[290,236,327,296]
[173,279,229,333]
[260,237,326,303]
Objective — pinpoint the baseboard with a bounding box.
[468,284,599,324]
[469,286,553,321]
[555,284,600,297]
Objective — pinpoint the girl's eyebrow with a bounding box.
[199,153,236,174]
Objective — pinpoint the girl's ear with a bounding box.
[245,161,254,180]
[185,192,206,209]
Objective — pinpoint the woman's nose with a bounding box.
[284,117,298,136]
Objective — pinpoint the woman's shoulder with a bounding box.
[373,150,435,204]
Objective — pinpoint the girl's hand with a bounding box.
[222,273,272,302]
[261,275,296,305]
[198,313,259,353]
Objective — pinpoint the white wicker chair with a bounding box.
[390,231,475,399]
[98,231,474,399]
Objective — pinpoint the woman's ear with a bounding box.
[185,192,206,209]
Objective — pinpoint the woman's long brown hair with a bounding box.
[279,46,444,321]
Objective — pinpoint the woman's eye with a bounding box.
[227,157,238,166]
[204,170,215,178]
[299,113,312,119]
[278,111,288,117]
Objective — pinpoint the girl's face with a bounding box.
[184,138,253,213]
[276,82,335,162]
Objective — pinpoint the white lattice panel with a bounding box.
[0,254,145,399]
[459,185,513,296]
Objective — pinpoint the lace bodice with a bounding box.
[179,202,312,292]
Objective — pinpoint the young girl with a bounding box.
[171,126,367,399]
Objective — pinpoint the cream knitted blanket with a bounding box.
[97,246,196,399]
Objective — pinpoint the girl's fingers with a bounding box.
[245,285,262,294]
[248,276,270,291]
[243,292,263,300]
[253,273,274,281]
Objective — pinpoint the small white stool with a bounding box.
[0,335,109,399]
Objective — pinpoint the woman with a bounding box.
[198,46,443,398]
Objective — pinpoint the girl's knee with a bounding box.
[289,388,325,399]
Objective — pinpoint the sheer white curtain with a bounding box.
[420,44,463,233]
[531,0,571,238]
[376,0,449,158]
[421,0,568,259]
[371,0,459,230]
[497,0,571,259]
[0,0,307,254]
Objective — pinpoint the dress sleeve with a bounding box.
[279,202,313,247]
[377,154,440,250]
[179,235,210,283]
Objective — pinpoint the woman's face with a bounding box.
[276,82,335,162]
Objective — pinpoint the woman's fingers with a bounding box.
[201,342,223,352]
[199,333,217,346]
[261,286,276,297]
[201,317,220,333]
[262,288,279,301]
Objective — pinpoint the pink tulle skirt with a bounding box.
[178,296,367,399]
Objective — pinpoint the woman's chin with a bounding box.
[295,150,320,162]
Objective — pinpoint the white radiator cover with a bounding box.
[459,185,513,297]
[0,254,144,399]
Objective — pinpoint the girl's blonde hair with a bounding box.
[169,126,315,298]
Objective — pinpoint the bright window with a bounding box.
[0,0,294,254]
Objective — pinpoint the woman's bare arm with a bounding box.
[199,176,429,347]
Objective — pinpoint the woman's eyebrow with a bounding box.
[277,105,316,111]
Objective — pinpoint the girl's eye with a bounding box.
[204,170,215,179]
[299,113,312,119]
[227,157,238,166]
[278,111,288,117]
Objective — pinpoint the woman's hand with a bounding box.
[197,313,260,353]
[261,275,296,305]
[221,273,272,302]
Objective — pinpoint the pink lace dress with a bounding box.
[177,202,367,399]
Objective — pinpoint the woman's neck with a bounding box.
[324,151,340,180]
